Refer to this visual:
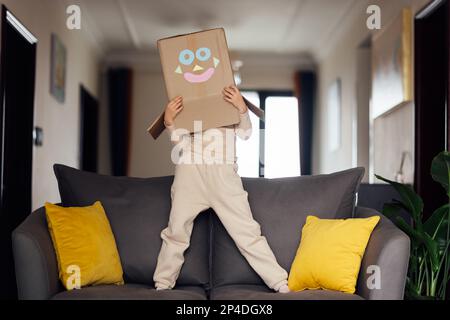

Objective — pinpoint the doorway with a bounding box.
[80,86,99,172]
[0,6,37,299]
[414,0,449,218]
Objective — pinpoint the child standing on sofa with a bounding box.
[153,85,289,293]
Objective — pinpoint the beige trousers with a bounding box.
[153,163,288,290]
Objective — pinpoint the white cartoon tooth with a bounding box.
[213,57,220,68]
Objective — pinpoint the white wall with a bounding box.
[355,46,371,182]
[1,0,101,209]
[106,51,314,178]
[313,0,430,182]
[238,52,314,90]
[129,71,174,178]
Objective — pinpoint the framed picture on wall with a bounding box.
[327,78,341,152]
[371,8,412,119]
[50,33,66,103]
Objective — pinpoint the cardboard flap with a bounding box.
[243,97,265,120]
[147,111,166,140]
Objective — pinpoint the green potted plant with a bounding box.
[376,151,450,300]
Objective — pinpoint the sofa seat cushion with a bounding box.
[210,284,364,300]
[51,283,207,300]
[53,164,210,288]
[212,168,365,288]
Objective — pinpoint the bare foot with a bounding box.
[277,284,291,293]
[156,287,170,291]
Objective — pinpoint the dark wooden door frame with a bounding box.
[0,5,37,299]
[0,5,37,207]
[414,0,449,218]
[79,85,99,172]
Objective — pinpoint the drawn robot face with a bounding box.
[174,47,220,83]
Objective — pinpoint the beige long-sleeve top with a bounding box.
[165,111,252,165]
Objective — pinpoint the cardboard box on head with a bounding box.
[147,28,264,140]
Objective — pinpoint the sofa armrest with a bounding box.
[12,207,62,300]
[355,207,410,300]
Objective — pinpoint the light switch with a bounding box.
[33,126,43,146]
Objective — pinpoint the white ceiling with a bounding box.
[72,0,360,57]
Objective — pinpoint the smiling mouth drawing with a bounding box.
[183,67,215,83]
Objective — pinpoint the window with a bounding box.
[264,96,300,178]
[236,91,301,178]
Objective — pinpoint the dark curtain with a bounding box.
[107,68,133,176]
[294,71,316,175]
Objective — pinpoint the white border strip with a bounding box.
[6,11,37,44]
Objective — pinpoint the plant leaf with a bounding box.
[422,233,441,273]
[375,174,424,224]
[424,204,449,242]
[382,202,405,221]
[430,151,450,198]
[394,216,440,272]
[424,204,450,280]
[394,216,420,241]
[405,280,422,299]
[408,255,419,274]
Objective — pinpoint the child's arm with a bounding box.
[223,85,252,140]
[164,96,186,144]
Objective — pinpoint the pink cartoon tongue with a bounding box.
[183,67,215,83]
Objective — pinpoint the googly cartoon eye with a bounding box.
[179,49,195,65]
[196,47,211,62]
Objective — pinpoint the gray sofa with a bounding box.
[12,165,410,300]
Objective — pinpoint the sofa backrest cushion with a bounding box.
[211,167,365,288]
[53,164,210,287]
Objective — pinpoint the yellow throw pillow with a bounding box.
[288,215,380,294]
[45,201,124,290]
